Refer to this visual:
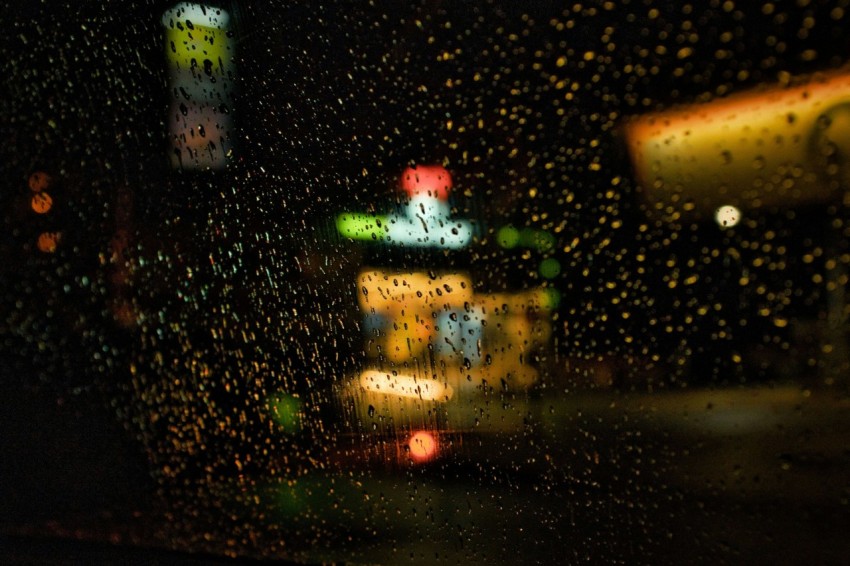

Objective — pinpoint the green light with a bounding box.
[539,258,561,279]
[336,213,388,240]
[497,225,520,248]
[267,393,302,433]
[497,225,556,252]
[543,288,561,309]
[524,229,556,252]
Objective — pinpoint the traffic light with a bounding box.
[27,170,64,254]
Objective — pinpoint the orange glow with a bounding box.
[624,70,850,212]
[399,164,452,200]
[28,172,51,193]
[31,192,53,214]
[407,431,438,462]
[37,232,61,253]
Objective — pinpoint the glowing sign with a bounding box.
[355,269,555,394]
[625,70,850,214]
[162,3,234,170]
[357,270,475,363]
[336,165,557,444]
[360,370,454,401]
[336,165,473,249]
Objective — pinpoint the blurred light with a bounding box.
[28,172,50,193]
[336,165,473,249]
[497,225,520,248]
[359,370,454,401]
[355,270,556,394]
[399,165,452,200]
[625,70,850,213]
[407,431,438,463]
[715,205,741,228]
[539,258,562,279]
[162,3,234,170]
[336,213,389,240]
[31,192,53,214]
[37,232,61,253]
[522,228,556,252]
[496,225,555,252]
[357,270,475,362]
[266,393,303,433]
[161,3,231,66]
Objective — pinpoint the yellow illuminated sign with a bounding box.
[162,5,231,70]
[625,71,850,215]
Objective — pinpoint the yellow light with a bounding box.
[162,3,232,69]
[624,70,850,213]
[359,370,454,401]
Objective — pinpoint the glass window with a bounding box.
[3,1,850,563]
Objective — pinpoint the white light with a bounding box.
[359,370,454,401]
[162,2,230,28]
[715,205,741,228]
[378,195,472,248]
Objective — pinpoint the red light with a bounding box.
[399,165,452,200]
[407,431,438,463]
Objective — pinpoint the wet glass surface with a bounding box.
[2,1,850,563]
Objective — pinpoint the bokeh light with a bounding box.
[28,171,50,193]
[715,205,741,228]
[36,232,61,253]
[407,431,438,463]
[31,193,53,214]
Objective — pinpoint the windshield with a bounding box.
[2,1,850,564]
